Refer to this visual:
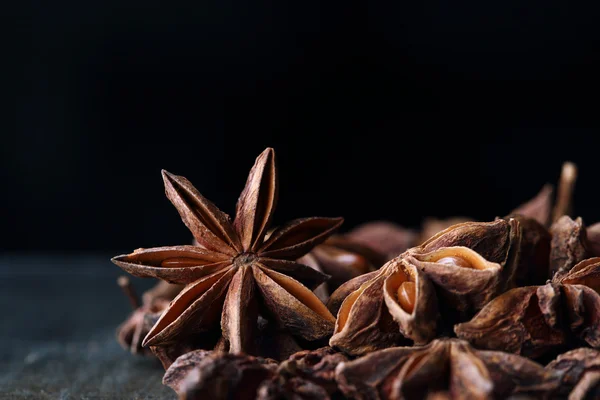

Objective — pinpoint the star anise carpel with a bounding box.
[112,148,343,356]
[455,257,600,358]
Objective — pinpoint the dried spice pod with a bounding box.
[509,215,551,286]
[257,347,348,400]
[116,277,183,355]
[455,257,600,358]
[329,256,438,355]
[418,216,472,245]
[276,347,349,396]
[406,219,522,318]
[298,235,384,295]
[545,348,600,399]
[335,338,559,400]
[163,350,278,400]
[345,221,417,261]
[510,161,577,228]
[550,216,588,279]
[257,376,330,400]
[510,184,554,228]
[112,148,342,356]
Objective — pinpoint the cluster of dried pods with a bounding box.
[113,148,600,399]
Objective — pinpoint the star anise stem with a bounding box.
[552,161,577,223]
[117,276,140,309]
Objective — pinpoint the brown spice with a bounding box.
[112,148,342,356]
[456,257,600,358]
[115,278,182,355]
[546,348,600,399]
[335,338,559,400]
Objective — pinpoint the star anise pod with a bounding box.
[344,221,417,261]
[510,161,577,229]
[329,219,524,356]
[164,347,347,400]
[329,254,438,355]
[112,148,342,355]
[163,350,278,400]
[335,338,559,400]
[549,216,600,280]
[275,347,349,397]
[116,277,182,355]
[299,235,385,296]
[545,348,600,399]
[417,216,472,245]
[455,257,600,358]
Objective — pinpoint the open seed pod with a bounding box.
[455,257,600,359]
[406,218,521,320]
[546,348,600,399]
[550,216,600,279]
[329,256,437,356]
[335,338,559,400]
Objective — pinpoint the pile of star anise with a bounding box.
[113,148,600,399]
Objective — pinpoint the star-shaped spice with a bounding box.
[112,148,342,355]
[455,257,600,358]
[335,338,559,400]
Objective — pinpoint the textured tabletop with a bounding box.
[0,254,175,399]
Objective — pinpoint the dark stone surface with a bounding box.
[0,254,175,399]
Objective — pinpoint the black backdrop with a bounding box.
[4,1,600,252]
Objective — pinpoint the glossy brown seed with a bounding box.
[397,281,416,313]
[160,257,211,268]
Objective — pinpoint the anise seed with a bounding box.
[397,281,416,313]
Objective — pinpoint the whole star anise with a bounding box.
[455,257,600,358]
[335,338,559,400]
[545,348,600,399]
[329,219,522,356]
[112,148,342,355]
[163,347,347,400]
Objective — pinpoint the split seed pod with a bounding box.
[329,256,437,355]
[546,348,600,399]
[406,218,522,319]
[335,338,559,400]
[456,257,600,358]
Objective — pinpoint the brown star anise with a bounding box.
[329,219,523,356]
[545,348,600,399]
[163,350,278,400]
[344,221,417,261]
[163,347,347,400]
[116,278,182,355]
[299,235,385,295]
[510,161,577,229]
[329,255,438,355]
[455,257,600,358]
[549,215,600,280]
[335,338,559,400]
[112,148,342,355]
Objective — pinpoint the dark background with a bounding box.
[4,1,600,252]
